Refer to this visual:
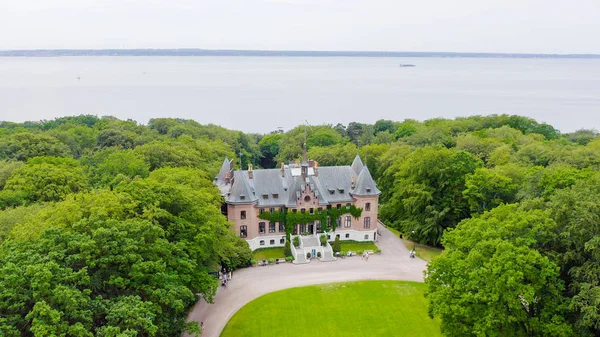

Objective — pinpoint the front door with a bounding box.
[308,223,314,234]
[312,249,316,258]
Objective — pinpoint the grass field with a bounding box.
[221,280,441,337]
[339,241,378,252]
[252,247,285,261]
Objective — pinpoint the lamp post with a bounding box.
[411,230,416,252]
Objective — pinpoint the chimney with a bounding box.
[281,163,285,177]
[248,164,253,179]
[225,171,231,184]
[314,161,319,176]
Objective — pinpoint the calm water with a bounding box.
[0,56,599,133]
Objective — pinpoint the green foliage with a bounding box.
[320,234,327,246]
[332,236,341,253]
[0,132,71,160]
[284,240,292,257]
[258,205,362,236]
[268,258,276,264]
[285,256,294,262]
[307,143,357,166]
[426,205,572,337]
[381,146,482,245]
[306,252,311,259]
[317,251,322,258]
[292,236,300,248]
[1,156,88,206]
[258,133,284,168]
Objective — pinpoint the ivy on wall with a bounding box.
[258,205,363,237]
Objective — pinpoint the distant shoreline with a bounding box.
[0,49,599,59]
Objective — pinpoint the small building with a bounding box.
[214,147,380,253]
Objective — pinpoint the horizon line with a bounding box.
[0,48,599,58]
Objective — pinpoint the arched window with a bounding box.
[240,225,247,238]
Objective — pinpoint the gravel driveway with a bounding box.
[184,225,428,337]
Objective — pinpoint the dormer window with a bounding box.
[366,187,372,193]
[263,194,268,200]
[338,188,344,194]
[240,195,246,200]
[273,193,279,199]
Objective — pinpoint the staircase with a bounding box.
[294,251,308,264]
[320,248,336,262]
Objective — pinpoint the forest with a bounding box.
[0,114,598,336]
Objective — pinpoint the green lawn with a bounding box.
[221,280,441,337]
[339,241,378,252]
[252,247,285,261]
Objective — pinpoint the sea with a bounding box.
[0,56,599,133]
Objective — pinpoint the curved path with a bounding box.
[184,225,427,337]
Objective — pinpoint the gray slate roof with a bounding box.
[220,155,380,207]
[351,155,364,175]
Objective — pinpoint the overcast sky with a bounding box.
[1,0,599,53]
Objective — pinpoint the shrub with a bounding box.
[357,250,364,255]
[283,240,292,257]
[293,236,300,248]
[317,251,322,258]
[285,256,294,262]
[301,231,310,236]
[319,234,327,246]
[340,250,346,257]
[306,252,311,259]
[374,248,382,254]
[250,259,257,265]
[332,236,341,253]
[268,258,276,264]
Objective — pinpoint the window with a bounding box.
[310,208,314,214]
[269,222,276,233]
[345,215,351,228]
[318,207,323,213]
[240,211,246,219]
[336,217,341,228]
[280,237,285,244]
[273,194,279,199]
[304,195,311,202]
[259,222,265,234]
[346,203,351,210]
[336,204,341,210]
[316,221,321,232]
[240,195,246,200]
[327,235,331,240]
[240,225,247,238]
[365,203,371,211]
[270,208,275,214]
[300,224,306,233]
[263,194,268,200]
[364,235,369,240]
[301,208,305,214]
[366,188,371,193]
[339,188,345,194]
[364,217,371,229]
[279,223,285,232]
[270,239,275,245]
[327,216,331,227]
[260,240,265,246]
[327,205,332,211]
[292,209,297,213]
[345,233,350,239]
[336,234,340,239]
[260,208,265,214]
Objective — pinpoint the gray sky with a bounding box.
[1,0,599,54]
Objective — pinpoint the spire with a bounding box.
[352,166,381,196]
[215,156,230,183]
[351,154,364,175]
[302,142,308,165]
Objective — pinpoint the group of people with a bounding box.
[219,266,233,288]
[362,251,369,261]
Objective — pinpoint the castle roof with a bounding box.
[219,155,380,207]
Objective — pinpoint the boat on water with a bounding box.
[399,64,416,67]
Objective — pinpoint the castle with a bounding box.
[215,148,380,253]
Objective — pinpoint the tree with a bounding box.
[381,146,482,245]
[307,143,357,166]
[0,132,71,160]
[463,168,519,213]
[332,236,341,253]
[426,205,572,337]
[258,133,284,168]
[1,156,88,206]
